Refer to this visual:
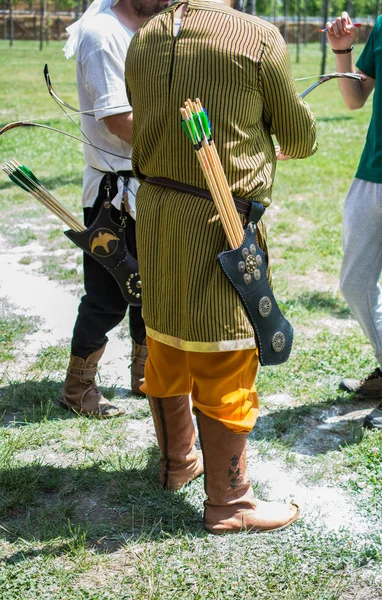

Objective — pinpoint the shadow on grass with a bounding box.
[1,448,205,562]
[250,395,378,456]
[316,115,354,123]
[0,378,137,426]
[284,291,351,318]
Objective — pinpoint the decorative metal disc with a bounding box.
[250,244,256,255]
[243,273,252,285]
[253,269,261,281]
[241,247,249,258]
[272,332,285,353]
[237,261,246,273]
[256,254,262,266]
[245,255,257,274]
[125,273,142,299]
[258,296,272,317]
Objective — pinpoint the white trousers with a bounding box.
[340,178,382,366]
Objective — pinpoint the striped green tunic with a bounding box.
[125,0,317,352]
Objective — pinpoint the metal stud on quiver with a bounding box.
[218,222,293,366]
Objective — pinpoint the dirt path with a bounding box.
[0,234,132,385]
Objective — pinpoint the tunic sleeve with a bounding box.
[260,30,317,159]
[356,16,382,79]
[79,28,132,121]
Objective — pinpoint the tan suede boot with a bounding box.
[148,395,204,490]
[61,345,125,418]
[131,340,148,396]
[196,410,299,534]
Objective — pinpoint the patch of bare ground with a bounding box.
[301,315,356,339]
[72,549,137,587]
[246,450,371,534]
[282,269,339,294]
[0,234,133,386]
[340,574,382,600]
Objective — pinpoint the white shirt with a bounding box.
[76,7,138,214]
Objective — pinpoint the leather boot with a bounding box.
[131,339,148,396]
[148,395,204,490]
[61,344,125,418]
[196,410,299,534]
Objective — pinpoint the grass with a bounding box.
[0,300,40,361]
[0,40,381,599]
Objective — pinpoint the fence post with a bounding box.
[303,0,308,45]
[45,0,49,44]
[9,0,13,46]
[284,0,288,43]
[2,9,5,41]
[320,0,329,76]
[39,0,44,50]
[296,0,301,63]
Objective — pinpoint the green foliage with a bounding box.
[248,0,379,18]
[0,307,39,362]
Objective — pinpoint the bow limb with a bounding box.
[44,64,130,118]
[44,63,94,117]
[301,72,365,98]
[0,121,128,159]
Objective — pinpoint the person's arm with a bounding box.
[261,29,317,159]
[325,12,375,110]
[103,111,133,144]
[274,145,292,161]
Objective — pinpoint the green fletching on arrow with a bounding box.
[8,164,40,193]
[188,118,199,144]
[20,165,40,185]
[192,113,202,140]
[8,173,29,192]
[199,110,211,139]
[181,120,192,143]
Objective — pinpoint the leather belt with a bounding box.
[144,176,252,217]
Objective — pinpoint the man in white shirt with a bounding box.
[61,0,169,417]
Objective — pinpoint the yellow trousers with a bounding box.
[140,337,259,433]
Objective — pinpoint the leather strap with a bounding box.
[144,176,253,217]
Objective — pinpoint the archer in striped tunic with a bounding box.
[125,0,317,534]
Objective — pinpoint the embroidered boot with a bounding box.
[131,339,148,396]
[196,410,299,534]
[61,344,125,418]
[148,395,204,490]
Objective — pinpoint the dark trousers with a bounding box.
[71,174,146,359]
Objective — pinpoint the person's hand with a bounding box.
[325,12,357,51]
[275,145,291,161]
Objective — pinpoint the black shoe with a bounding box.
[363,402,382,430]
[339,367,382,396]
